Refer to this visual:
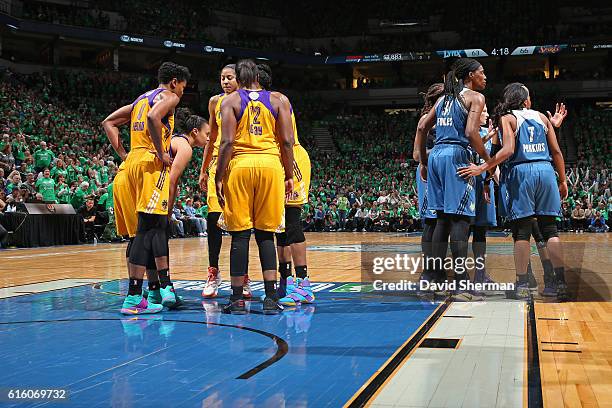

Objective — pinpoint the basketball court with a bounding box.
[1,232,609,407]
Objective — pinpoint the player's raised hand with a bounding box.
[547,103,568,128]
[216,180,225,208]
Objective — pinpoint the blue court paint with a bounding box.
[0,280,439,407]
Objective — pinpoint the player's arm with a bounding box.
[168,138,193,216]
[465,92,490,161]
[101,104,132,161]
[414,106,437,163]
[541,112,568,199]
[199,96,218,190]
[215,93,240,207]
[457,114,517,178]
[274,93,295,195]
[147,91,180,165]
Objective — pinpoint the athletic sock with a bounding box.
[158,269,171,288]
[542,259,554,277]
[264,280,277,298]
[148,280,160,291]
[128,278,144,296]
[554,267,566,283]
[517,273,528,285]
[230,285,243,302]
[279,262,292,279]
[295,265,308,279]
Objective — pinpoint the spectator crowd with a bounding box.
[0,67,610,249]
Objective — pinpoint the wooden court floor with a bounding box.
[0,232,610,408]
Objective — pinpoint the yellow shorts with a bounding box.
[219,154,285,232]
[113,167,137,238]
[207,156,222,214]
[286,145,311,207]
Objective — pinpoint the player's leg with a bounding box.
[202,211,223,298]
[530,219,555,295]
[276,230,292,298]
[419,217,436,284]
[223,229,250,315]
[512,216,534,299]
[279,206,313,306]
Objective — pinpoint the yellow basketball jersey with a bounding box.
[130,88,174,152]
[213,93,225,157]
[233,89,279,156]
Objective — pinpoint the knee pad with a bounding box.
[229,230,251,277]
[537,216,559,241]
[285,206,305,244]
[276,231,288,247]
[125,237,134,259]
[129,235,149,266]
[512,217,534,242]
[146,252,157,271]
[472,226,487,243]
[255,229,277,271]
[530,218,545,243]
[151,227,169,259]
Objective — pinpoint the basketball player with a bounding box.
[470,105,499,290]
[413,83,444,286]
[255,64,313,305]
[215,59,295,314]
[102,62,191,314]
[198,65,248,299]
[415,58,490,301]
[458,83,568,300]
[495,103,568,297]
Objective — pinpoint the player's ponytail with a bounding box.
[492,82,529,128]
[443,58,482,107]
[175,107,207,135]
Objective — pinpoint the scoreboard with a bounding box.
[325,43,609,64]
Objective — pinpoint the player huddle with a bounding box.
[414,58,569,301]
[102,60,313,315]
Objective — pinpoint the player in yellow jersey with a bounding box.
[215,59,295,315]
[256,64,314,305]
[102,62,190,315]
[197,64,246,299]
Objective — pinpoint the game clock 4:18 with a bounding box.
[490,48,510,56]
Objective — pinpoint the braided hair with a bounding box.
[443,58,482,107]
[421,83,444,115]
[257,63,272,89]
[492,83,529,128]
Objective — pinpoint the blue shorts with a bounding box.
[474,175,497,227]
[427,144,476,217]
[505,161,561,221]
[416,165,436,219]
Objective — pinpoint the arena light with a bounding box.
[6,24,18,30]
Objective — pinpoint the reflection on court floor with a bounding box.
[0,280,438,407]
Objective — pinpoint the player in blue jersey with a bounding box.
[415,58,491,301]
[413,83,443,286]
[470,105,499,292]
[458,83,569,301]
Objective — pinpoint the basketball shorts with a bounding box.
[122,149,170,214]
[427,144,476,217]
[474,175,497,227]
[286,145,311,207]
[207,156,222,214]
[416,165,436,219]
[113,165,137,238]
[218,154,285,233]
[505,161,561,221]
